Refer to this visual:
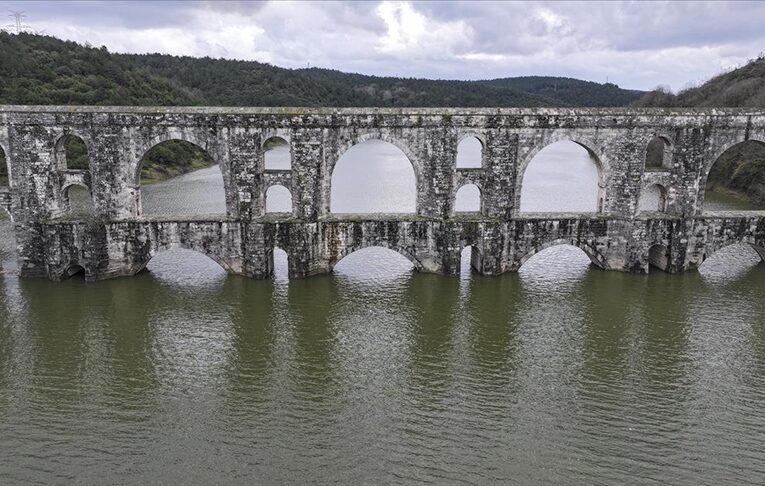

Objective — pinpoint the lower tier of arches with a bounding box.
[20,216,765,281]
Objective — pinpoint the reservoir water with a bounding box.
[1,141,764,484]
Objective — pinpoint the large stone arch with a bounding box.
[128,242,237,276]
[516,238,609,270]
[514,134,610,215]
[323,132,422,215]
[328,243,425,273]
[700,239,765,266]
[134,131,234,217]
[697,138,765,212]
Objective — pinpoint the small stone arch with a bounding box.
[515,136,609,215]
[647,244,671,272]
[644,135,673,171]
[456,134,484,168]
[60,181,95,216]
[517,239,609,270]
[0,141,11,187]
[54,132,90,171]
[263,136,291,170]
[454,183,482,213]
[328,136,419,214]
[271,246,290,279]
[265,184,292,213]
[638,183,668,213]
[329,243,425,272]
[459,243,483,275]
[61,264,86,280]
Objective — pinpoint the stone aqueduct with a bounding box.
[0,105,763,281]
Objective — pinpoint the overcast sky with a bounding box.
[2,0,763,91]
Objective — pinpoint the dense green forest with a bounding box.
[0,32,643,107]
[634,55,765,108]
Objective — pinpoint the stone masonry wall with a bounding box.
[1,106,764,281]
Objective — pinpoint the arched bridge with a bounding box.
[0,105,764,281]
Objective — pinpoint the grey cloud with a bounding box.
[1,0,761,91]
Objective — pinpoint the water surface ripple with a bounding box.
[0,143,764,484]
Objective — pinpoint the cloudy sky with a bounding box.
[2,1,763,91]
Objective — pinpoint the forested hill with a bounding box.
[634,55,765,108]
[0,32,643,107]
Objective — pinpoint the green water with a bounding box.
[1,142,764,484]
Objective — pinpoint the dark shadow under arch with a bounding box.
[648,244,671,272]
[0,143,9,187]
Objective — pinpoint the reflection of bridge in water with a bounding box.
[0,105,764,281]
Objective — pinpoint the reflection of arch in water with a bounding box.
[517,239,609,270]
[327,135,419,214]
[517,138,608,214]
[330,245,422,272]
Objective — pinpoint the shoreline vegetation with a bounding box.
[1,33,764,206]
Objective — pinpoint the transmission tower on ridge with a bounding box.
[6,11,31,34]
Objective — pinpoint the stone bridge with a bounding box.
[0,105,763,281]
